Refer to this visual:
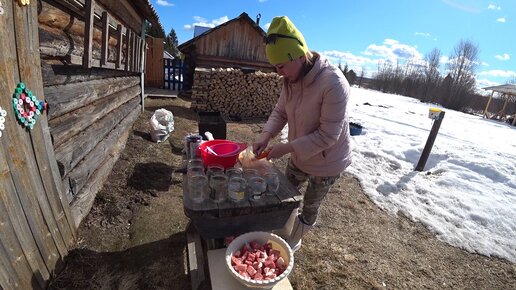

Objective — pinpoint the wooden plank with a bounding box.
[186,222,208,290]
[82,0,95,68]
[15,0,76,249]
[69,107,139,228]
[65,54,118,70]
[136,37,141,73]
[101,11,109,65]
[0,197,37,289]
[44,76,139,119]
[49,84,141,147]
[0,1,56,284]
[131,32,137,72]
[116,24,123,69]
[133,33,138,72]
[124,29,131,71]
[67,103,140,195]
[55,96,140,177]
[40,60,131,87]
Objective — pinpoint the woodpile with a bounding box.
[191,67,283,118]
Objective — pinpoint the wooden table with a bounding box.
[183,166,303,240]
[183,165,302,289]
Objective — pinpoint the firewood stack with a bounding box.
[191,67,283,118]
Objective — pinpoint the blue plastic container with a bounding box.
[349,122,363,136]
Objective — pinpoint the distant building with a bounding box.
[178,12,274,90]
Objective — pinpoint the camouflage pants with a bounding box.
[285,158,341,226]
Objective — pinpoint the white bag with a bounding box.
[150,108,174,143]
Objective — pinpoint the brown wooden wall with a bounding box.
[1,2,75,289]
[1,0,151,287]
[38,0,146,229]
[145,37,165,88]
[196,18,268,62]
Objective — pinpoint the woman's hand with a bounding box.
[267,142,293,160]
[252,132,272,156]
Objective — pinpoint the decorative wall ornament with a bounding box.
[12,82,47,130]
[17,0,30,6]
[0,107,6,138]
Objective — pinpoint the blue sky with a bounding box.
[152,0,516,89]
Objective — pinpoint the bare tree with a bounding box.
[445,39,479,109]
[358,67,365,88]
[423,48,442,102]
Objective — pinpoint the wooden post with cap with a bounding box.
[416,111,445,171]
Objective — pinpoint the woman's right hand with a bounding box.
[252,132,272,156]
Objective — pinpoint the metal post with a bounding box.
[415,111,445,171]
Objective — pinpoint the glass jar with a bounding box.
[228,177,247,202]
[248,176,266,200]
[226,167,243,180]
[207,164,225,181]
[243,168,259,181]
[263,171,280,195]
[188,175,209,203]
[187,158,203,170]
[209,174,228,203]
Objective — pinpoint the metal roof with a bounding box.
[483,84,516,96]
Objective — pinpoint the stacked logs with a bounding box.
[191,67,283,118]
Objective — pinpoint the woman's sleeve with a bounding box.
[263,84,288,138]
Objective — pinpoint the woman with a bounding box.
[253,16,352,251]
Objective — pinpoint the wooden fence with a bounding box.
[165,58,184,90]
[0,2,76,289]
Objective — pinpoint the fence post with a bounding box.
[415,111,445,171]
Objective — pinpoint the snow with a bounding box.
[345,87,516,263]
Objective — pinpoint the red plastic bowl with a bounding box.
[199,140,248,169]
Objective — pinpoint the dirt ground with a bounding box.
[48,96,516,290]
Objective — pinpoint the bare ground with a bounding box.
[48,96,516,290]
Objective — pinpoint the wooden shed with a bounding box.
[178,12,274,91]
[0,0,161,288]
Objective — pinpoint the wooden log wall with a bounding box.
[191,68,282,118]
[1,2,75,289]
[38,0,145,227]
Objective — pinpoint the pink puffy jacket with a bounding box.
[263,53,352,176]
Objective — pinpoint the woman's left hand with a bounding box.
[267,143,293,160]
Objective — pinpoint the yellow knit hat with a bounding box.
[265,16,308,65]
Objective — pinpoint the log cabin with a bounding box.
[178,12,275,91]
[0,0,161,288]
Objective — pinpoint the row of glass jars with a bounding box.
[186,158,280,204]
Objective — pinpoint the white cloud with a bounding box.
[263,22,271,30]
[363,39,423,63]
[487,3,501,10]
[495,53,510,61]
[476,78,499,89]
[415,32,431,37]
[477,70,516,78]
[156,0,174,7]
[496,17,506,23]
[183,16,229,31]
[481,61,489,66]
[442,0,482,13]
